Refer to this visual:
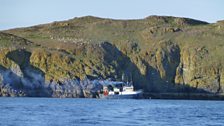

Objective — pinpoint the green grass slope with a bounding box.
[1,15,224,94]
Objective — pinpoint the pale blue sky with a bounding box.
[0,0,224,30]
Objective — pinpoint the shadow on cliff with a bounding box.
[2,49,52,97]
[101,42,148,90]
[143,62,209,94]
[100,42,211,94]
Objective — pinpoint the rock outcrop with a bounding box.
[0,16,224,97]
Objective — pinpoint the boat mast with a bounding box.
[122,72,125,82]
[130,73,133,86]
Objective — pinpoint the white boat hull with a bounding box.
[99,90,142,99]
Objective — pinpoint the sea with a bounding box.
[0,98,224,126]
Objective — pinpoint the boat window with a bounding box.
[115,84,122,88]
[108,85,113,91]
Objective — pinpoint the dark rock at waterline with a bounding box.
[0,77,103,98]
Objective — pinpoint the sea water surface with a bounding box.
[0,98,224,126]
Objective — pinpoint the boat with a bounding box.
[98,80,143,99]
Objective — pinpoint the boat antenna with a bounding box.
[122,72,125,82]
[130,73,133,86]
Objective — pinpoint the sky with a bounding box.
[0,0,224,30]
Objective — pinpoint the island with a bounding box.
[0,16,224,99]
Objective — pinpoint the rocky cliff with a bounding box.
[0,16,224,97]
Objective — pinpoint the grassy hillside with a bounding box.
[1,15,224,94]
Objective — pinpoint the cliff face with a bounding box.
[175,47,223,93]
[0,16,224,97]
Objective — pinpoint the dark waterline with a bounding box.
[0,98,224,126]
